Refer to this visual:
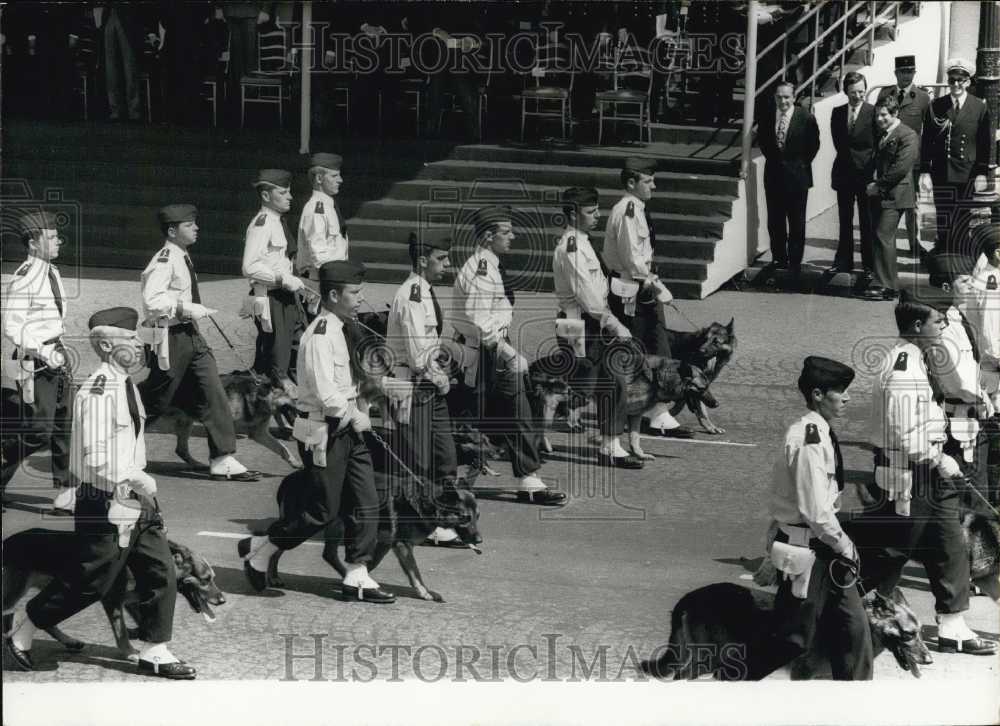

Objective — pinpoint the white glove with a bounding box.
[428,370,451,395]
[257,11,270,25]
[128,470,157,497]
[351,410,372,433]
[652,280,673,304]
[936,453,963,479]
[179,302,217,320]
[282,275,304,293]
[837,538,858,565]
[38,342,66,369]
[604,318,632,340]
[919,173,932,194]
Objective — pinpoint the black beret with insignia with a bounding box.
[18,210,60,237]
[157,204,197,226]
[471,205,513,240]
[309,152,342,170]
[798,355,855,393]
[623,157,656,175]
[318,260,366,285]
[972,223,1000,258]
[409,229,453,252]
[88,306,139,331]
[561,186,599,208]
[926,252,974,287]
[254,169,292,189]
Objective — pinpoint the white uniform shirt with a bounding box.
[140,241,197,324]
[451,247,512,347]
[769,410,851,555]
[70,362,146,492]
[602,193,652,281]
[296,309,358,420]
[387,272,440,373]
[296,190,348,273]
[2,256,66,352]
[552,226,615,322]
[242,207,295,290]
[968,260,1000,364]
[927,306,981,404]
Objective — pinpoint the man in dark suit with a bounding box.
[758,81,821,285]
[860,95,919,300]
[829,71,876,279]
[877,55,930,262]
[920,58,993,259]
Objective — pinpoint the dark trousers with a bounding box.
[393,383,457,485]
[834,184,874,272]
[2,364,72,490]
[103,11,140,120]
[764,179,808,271]
[139,324,236,460]
[748,540,873,680]
[476,344,542,479]
[986,415,1000,507]
[607,286,660,354]
[27,486,176,643]
[931,179,976,255]
[554,331,629,437]
[944,425,992,512]
[903,169,921,254]
[871,204,903,291]
[268,428,377,564]
[252,289,302,386]
[855,459,970,614]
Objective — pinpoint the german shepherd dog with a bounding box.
[2,528,225,659]
[658,318,736,435]
[963,509,1000,599]
[143,370,301,469]
[638,582,931,681]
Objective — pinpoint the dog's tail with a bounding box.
[639,607,688,680]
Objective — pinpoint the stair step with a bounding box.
[452,144,740,175]
[648,124,741,146]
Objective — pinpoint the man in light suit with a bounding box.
[860,95,919,300]
[828,71,876,280]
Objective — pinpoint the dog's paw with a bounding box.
[268,573,286,589]
[481,464,502,477]
[417,589,445,603]
[702,425,726,435]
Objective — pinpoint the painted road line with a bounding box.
[636,434,757,448]
[198,530,326,547]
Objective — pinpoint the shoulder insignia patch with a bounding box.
[893,351,908,371]
[626,201,634,218]
[255,214,267,227]
[804,423,820,445]
[315,201,324,214]
[410,283,422,302]
[314,319,327,335]
[15,262,31,276]
[566,235,577,252]
[90,374,107,395]
[156,248,170,263]
[988,275,997,291]
[476,258,488,276]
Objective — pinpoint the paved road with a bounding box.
[2,264,997,697]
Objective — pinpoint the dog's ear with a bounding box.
[726,317,734,332]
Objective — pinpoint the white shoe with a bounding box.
[517,474,548,493]
[209,455,257,480]
[246,535,276,573]
[51,486,76,514]
[427,527,459,544]
[343,563,380,590]
[644,404,680,430]
[937,613,979,643]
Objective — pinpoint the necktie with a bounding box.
[644,208,657,248]
[125,377,141,438]
[497,261,515,306]
[950,99,959,122]
[184,254,202,304]
[848,107,856,131]
[48,267,63,317]
[333,197,348,237]
[922,350,946,405]
[828,427,845,492]
[280,215,296,261]
[959,309,980,363]
[897,87,904,105]
[429,285,443,337]
[777,112,789,150]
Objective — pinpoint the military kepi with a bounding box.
[157,204,197,226]
[318,260,366,284]
[310,153,342,170]
[562,187,599,207]
[894,55,915,70]
[88,306,139,331]
[799,356,855,391]
[254,169,292,189]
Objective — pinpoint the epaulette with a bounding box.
[315,201,324,214]
[476,258,488,276]
[14,262,31,276]
[626,201,635,218]
[255,214,267,227]
[566,235,576,253]
[314,319,327,335]
[409,283,421,303]
[804,423,820,445]
[893,351,908,371]
[156,247,170,263]
[988,275,997,291]
[89,374,107,395]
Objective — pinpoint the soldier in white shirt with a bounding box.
[862,292,997,655]
[242,169,308,392]
[1,211,74,513]
[296,152,349,276]
[139,205,259,482]
[239,261,396,604]
[452,205,565,505]
[553,187,643,469]
[5,307,196,679]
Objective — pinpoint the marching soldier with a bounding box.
[603,158,690,439]
[920,58,992,258]
[967,225,1000,504]
[1,210,74,513]
[552,186,644,469]
[239,261,396,604]
[4,307,197,679]
[242,169,309,392]
[750,356,871,680]
[296,152,349,277]
[139,204,259,481]
[861,292,997,655]
[452,205,566,505]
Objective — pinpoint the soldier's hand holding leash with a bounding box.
[177,301,218,320]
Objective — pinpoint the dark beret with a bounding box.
[19,210,60,236]
[562,187,599,207]
[927,252,974,287]
[624,157,656,175]
[897,288,939,307]
[88,306,139,331]
[972,223,1000,255]
[894,55,916,70]
[157,204,198,226]
[799,356,855,392]
[254,169,292,189]
[471,205,513,239]
[409,229,452,252]
[310,153,343,170]
[318,260,366,285]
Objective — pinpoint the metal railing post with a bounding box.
[740,0,760,180]
[299,0,313,154]
[867,0,876,64]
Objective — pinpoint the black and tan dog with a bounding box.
[2,528,225,659]
[144,370,301,470]
[639,582,931,681]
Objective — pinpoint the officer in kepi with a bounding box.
[139,204,260,482]
[1,210,74,514]
[748,356,872,681]
[3,307,196,680]
[296,152,349,278]
[239,260,397,604]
